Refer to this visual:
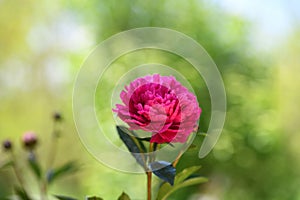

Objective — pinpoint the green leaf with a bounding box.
[0,160,13,170]
[157,177,208,200]
[47,161,78,184]
[197,132,207,137]
[149,161,176,185]
[86,196,103,200]
[118,192,131,200]
[28,154,42,180]
[116,126,147,169]
[54,195,78,200]
[156,182,172,200]
[14,187,31,200]
[174,166,201,185]
[0,197,11,200]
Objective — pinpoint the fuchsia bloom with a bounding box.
[113,74,201,143]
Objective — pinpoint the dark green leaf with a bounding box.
[54,195,77,200]
[149,161,176,185]
[174,166,201,185]
[116,126,147,169]
[118,192,131,200]
[187,144,197,151]
[129,131,148,153]
[136,137,151,142]
[47,161,78,184]
[28,154,42,180]
[134,139,148,153]
[153,143,158,151]
[157,177,208,200]
[167,143,175,148]
[86,196,103,200]
[14,187,31,200]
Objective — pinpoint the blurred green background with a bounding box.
[1,0,300,199]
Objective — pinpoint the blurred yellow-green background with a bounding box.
[1,0,300,199]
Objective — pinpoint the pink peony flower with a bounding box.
[113,74,201,143]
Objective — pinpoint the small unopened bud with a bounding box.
[22,132,38,150]
[2,140,12,151]
[53,112,62,122]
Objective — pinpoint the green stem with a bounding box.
[47,121,59,169]
[172,150,183,167]
[149,142,155,162]
[43,120,60,199]
[10,151,28,195]
[40,181,47,200]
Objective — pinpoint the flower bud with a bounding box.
[2,140,12,151]
[53,112,62,122]
[22,132,38,150]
